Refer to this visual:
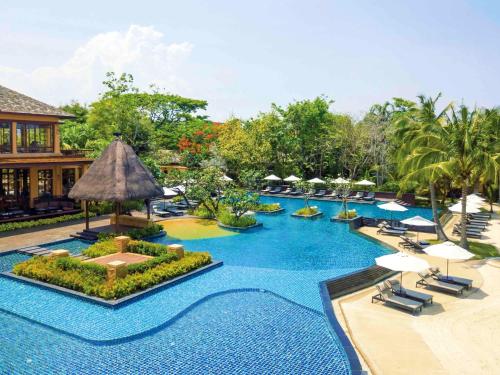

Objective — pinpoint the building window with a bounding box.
[17,123,54,153]
[0,122,11,153]
[0,169,15,197]
[62,168,76,196]
[38,169,53,197]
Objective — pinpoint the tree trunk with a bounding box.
[460,184,469,249]
[429,182,448,241]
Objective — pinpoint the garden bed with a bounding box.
[217,221,263,231]
[254,208,285,214]
[291,212,324,219]
[10,240,214,303]
[330,216,359,223]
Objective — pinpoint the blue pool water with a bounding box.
[0,197,432,374]
[41,238,92,255]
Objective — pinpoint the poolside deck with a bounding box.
[336,210,500,375]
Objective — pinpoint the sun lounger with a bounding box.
[325,190,338,198]
[282,187,292,194]
[377,226,406,236]
[260,186,271,193]
[363,192,375,201]
[352,191,364,200]
[452,227,482,239]
[416,272,465,295]
[381,221,407,232]
[152,206,172,218]
[384,280,433,305]
[470,213,490,219]
[462,221,487,230]
[165,206,184,216]
[429,268,473,289]
[372,284,423,314]
[314,189,326,197]
[268,186,282,194]
[289,188,301,196]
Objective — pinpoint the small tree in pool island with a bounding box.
[335,181,357,219]
[293,181,320,216]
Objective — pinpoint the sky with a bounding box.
[0,0,499,121]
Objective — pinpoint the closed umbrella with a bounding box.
[423,241,474,277]
[308,177,325,184]
[376,252,430,292]
[378,201,408,223]
[284,175,301,182]
[400,215,436,242]
[355,179,376,186]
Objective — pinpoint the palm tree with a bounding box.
[393,94,450,241]
[403,104,499,249]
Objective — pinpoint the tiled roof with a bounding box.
[0,85,73,118]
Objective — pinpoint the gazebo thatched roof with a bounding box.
[69,139,163,202]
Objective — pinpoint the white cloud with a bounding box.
[0,25,193,106]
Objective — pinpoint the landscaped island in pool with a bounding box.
[0,196,433,374]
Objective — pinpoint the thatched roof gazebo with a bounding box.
[69,136,163,231]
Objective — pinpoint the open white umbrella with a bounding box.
[162,187,178,197]
[355,179,376,186]
[332,177,349,184]
[284,175,301,182]
[400,215,436,242]
[464,194,485,203]
[448,202,481,214]
[376,252,430,292]
[423,241,474,277]
[264,174,282,181]
[378,201,408,223]
[308,177,326,184]
[222,175,233,182]
[172,185,185,194]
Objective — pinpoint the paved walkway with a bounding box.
[0,216,111,253]
[335,225,500,375]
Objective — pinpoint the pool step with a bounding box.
[326,265,397,299]
[17,246,51,256]
[70,229,99,242]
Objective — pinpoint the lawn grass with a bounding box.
[428,239,498,259]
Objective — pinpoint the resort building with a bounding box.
[0,85,92,219]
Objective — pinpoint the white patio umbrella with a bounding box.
[355,179,376,186]
[283,175,301,182]
[264,174,282,181]
[464,194,485,203]
[378,201,408,223]
[162,187,178,197]
[448,202,481,214]
[423,241,474,277]
[172,185,185,194]
[376,252,430,292]
[222,174,233,182]
[308,177,326,184]
[400,215,436,242]
[332,177,349,184]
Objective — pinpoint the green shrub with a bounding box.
[127,240,170,256]
[96,224,163,242]
[13,251,212,300]
[89,200,144,215]
[190,205,214,219]
[82,240,118,258]
[0,212,96,233]
[217,210,257,227]
[252,203,281,212]
[294,207,318,216]
[126,252,179,273]
[337,209,357,219]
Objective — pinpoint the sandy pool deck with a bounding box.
[334,225,500,375]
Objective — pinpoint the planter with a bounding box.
[330,216,359,223]
[254,208,285,214]
[217,221,263,232]
[291,212,324,219]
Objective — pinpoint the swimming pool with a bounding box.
[0,197,432,374]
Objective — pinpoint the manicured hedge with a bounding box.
[13,251,212,300]
[253,203,281,212]
[127,240,169,256]
[96,223,164,242]
[82,240,117,258]
[294,207,318,216]
[0,212,96,233]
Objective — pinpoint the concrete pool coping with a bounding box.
[1,260,223,308]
